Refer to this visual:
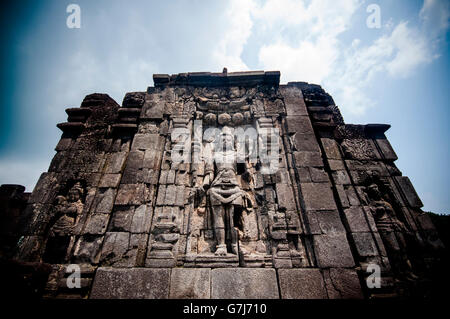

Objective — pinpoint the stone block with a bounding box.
[100,232,129,257]
[105,152,127,174]
[90,268,170,299]
[394,176,423,208]
[300,183,337,211]
[169,268,210,299]
[321,138,341,159]
[331,170,351,185]
[344,206,370,232]
[375,139,397,160]
[131,205,153,233]
[115,184,145,205]
[279,86,308,116]
[309,167,329,182]
[164,184,177,205]
[93,188,116,214]
[313,233,355,268]
[293,151,323,167]
[352,232,378,257]
[278,269,327,299]
[99,173,121,188]
[335,184,349,208]
[55,137,73,151]
[324,268,363,299]
[72,235,103,264]
[109,207,133,232]
[28,172,58,204]
[123,150,144,171]
[84,213,110,235]
[211,268,279,299]
[291,133,321,152]
[285,116,314,134]
[311,210,346,234]
[275,183,297,210]
[327,159,345,171]
[141,96,165,120]
[131,134,161,151]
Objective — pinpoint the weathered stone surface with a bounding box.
[375,138,397,160]
[73,235,103,264]
[352,232,378,257]
[84,213,109,235]
[99,173,121,188]
[131,134,161,151]
[28,173,58,204]
[285,116,314,134]
[293,151,323,167]
[279,85,308,116]
[105,152,127,174]
[292,133,321,152]
[307,210,346,234]
[331,170,351,185]
[278,269,327,299]
[169,268,210,299]
[324,268,363,299]
[394,176,423,208]
[313,233,355,268]
[92,188,116,214]
[90,268,170,299]
[100,232,130,266]
[130,205,153,233]
[300,183,337,211]
[321,138,341,159]
[344,206,371,232]
[115,184,145,205]
[275,183,296,210]
[211,268,279,299]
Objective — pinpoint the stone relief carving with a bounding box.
[341,138,377,160]
[198,126,251,256]
[43,181,85,263]
[50,182,85,237]
[364,183,418,281]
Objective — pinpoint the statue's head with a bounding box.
[219,126,235,151]
[68,182,84,202]
[367,183,381,200]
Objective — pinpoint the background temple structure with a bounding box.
[0,70,445,299]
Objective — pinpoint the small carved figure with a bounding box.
[366,183,417,281]
[50,182,84,236]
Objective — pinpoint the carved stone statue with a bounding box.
[201,126,244,256]
[50,182,84,237]
[366,183,417,280]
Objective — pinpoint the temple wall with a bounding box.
[10,71,443,299]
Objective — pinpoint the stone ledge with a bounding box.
[153,70,280,87]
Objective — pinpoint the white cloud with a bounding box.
[256,0,360,83]
[212,0,254,71]
[249,0,448,117]
[259,36,339,83]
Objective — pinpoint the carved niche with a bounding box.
[43,181,85,263]
[144,86,307,268]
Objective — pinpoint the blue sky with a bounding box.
[0,0,449,214]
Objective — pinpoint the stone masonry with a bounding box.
[2,70,445,299]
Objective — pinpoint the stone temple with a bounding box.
[0,70,445,299]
